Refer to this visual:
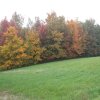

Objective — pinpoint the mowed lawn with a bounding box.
[0,57,100,100]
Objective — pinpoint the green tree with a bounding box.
[82,19,99,56]
[46,12,67,34]
[43,31,66,60]
[11,12,24,38]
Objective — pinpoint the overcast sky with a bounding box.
[0,0,100,24]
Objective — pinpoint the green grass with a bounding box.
[0,57,100,100]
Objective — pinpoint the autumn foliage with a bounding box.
[0,12,100,70]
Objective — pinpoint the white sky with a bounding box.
[0,0,100,24]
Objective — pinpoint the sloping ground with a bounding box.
[0,57,100,100]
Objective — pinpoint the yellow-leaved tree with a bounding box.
[26,30,44,64]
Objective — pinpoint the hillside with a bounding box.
[0,57,100,100]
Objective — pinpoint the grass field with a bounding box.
[0,57,100,100]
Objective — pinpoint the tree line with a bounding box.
[0,12,100,70]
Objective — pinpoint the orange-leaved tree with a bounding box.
[0,26,30,70]
[67,20,85,56]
